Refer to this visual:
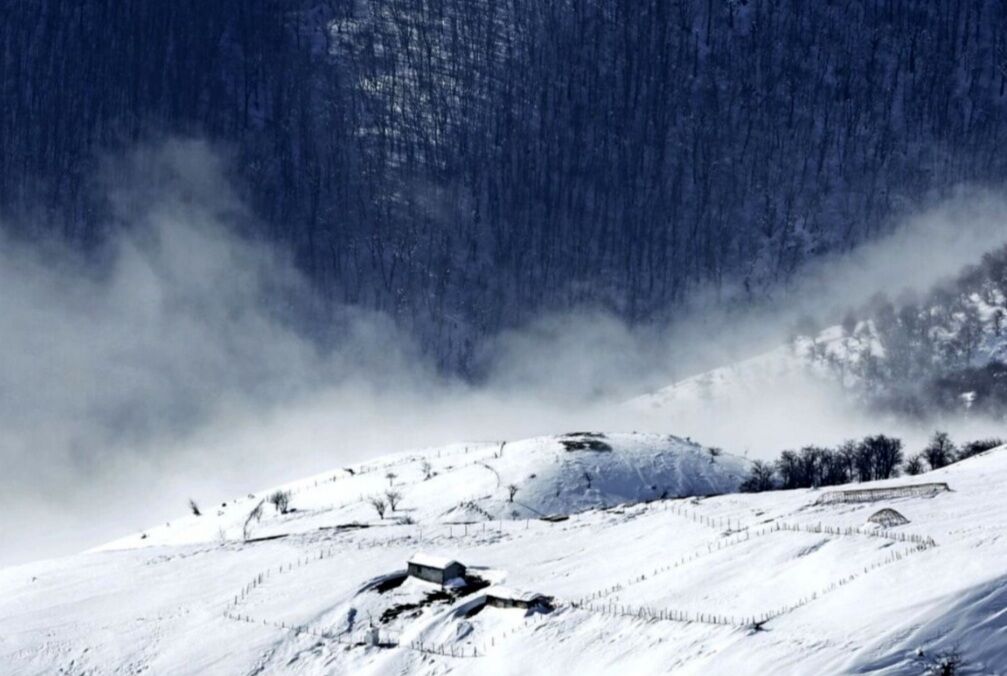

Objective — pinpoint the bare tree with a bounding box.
[923,431,955,470]
[904,454,925,476]
[739,460,776,492]
[861,435,904,480]
[384,489,403,511]
[243,500,265,541]
[269,490,292,514]
[420,460,433,480]
[368,496,388,519]
[507,484,519,502]
[385,471,397,487]
[189,499,201,517]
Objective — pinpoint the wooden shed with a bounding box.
[407,553,466,585]
[484,586,553,611]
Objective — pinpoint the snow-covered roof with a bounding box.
[408,552,463,570]
[484,585,547,602]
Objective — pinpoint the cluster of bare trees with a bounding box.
[742,435,904,492]
[742,431,1002,492]
[5,1,1007,370]
[368,489,403,519]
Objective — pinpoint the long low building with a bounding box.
[483,586,553,611]
[816,482,950,505]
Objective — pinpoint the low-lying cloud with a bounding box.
[2,140,1005,565]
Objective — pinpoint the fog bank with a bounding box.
[2,141,1005,564]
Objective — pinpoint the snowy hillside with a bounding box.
[96,432,749,551]
[3,436,1007,674]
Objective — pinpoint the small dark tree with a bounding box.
[384,489,402,511]
[837,440,859,481]
[798,446,829,487]
[923,431,955,470]
[189,499,201,517]
[861,435,903,480]
[821,449,851,486]
[904,454,925,476]
[776,450,802,489]
[243,499,265,541]
[740,460,776,493]
[957,438,1004,460]
[268,490,291,514]
[507,484,519,502]
[368,496,388,519]
[385,471,397,487]
[853,441,875,482]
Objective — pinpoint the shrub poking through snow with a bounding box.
[188,499,201,517]
[914,646,964,676]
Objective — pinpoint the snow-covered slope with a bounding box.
[95,432,749,551]
[3,437,1007,674]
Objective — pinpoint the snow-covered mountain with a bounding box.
[3,433,1006,674]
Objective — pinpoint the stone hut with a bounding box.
[407,553,466,585]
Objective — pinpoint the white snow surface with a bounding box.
[3,435,1007,674]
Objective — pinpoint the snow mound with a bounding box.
[479,432,749,518]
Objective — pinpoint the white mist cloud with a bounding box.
[1,141,1005,565]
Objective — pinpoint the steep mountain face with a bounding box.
[4,1,1007,369]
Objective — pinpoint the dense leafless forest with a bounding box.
[3,0,1007,370]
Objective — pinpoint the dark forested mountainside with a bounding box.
[4,1,1007,371]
